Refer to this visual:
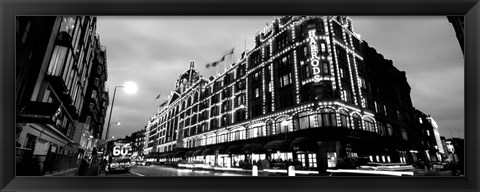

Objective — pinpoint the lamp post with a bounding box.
[104,82,137,141]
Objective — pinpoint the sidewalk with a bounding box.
[44,168,77,176]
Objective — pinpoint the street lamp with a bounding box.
[104,82,137,141]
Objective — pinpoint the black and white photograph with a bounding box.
[15,16,464,177]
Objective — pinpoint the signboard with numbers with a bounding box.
[112,142,132,157]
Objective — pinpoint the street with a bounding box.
[47,164,457,177]
[128,165,250,176]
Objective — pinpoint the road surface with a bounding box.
[128,165,250,176]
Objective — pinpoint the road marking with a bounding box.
[131,171,145,176]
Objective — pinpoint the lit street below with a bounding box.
[125,165,250,176]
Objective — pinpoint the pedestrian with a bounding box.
[76,156,90,176]
[100,158,107,174]
[89,148,100,176]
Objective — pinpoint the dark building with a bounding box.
[75,34,110,158]
[443,137,464,174]
[412,110,445,163]
[130,129,146,157]
[15,16,107,175]
[447,16,464,55]
[143,16,439,172]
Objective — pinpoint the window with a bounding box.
[352,37,362,52]
[235,94,246,107]
[359,77,366,89]
[60,16,76,35]
[247,124,265,139]
[386,124,393,136]
[335,46,347,62]
[217,134,227,143]
[251,71,261,82]
[352,114,362,130]
[339,110,350,128]
[321,60,330,75]
[320,42,327,54]
[275,118,293,134]
[327,152,337,167]
[276,32,289,51]
[397,110,403,121]
[47,46,68,76]
[230,129,245,141]
[383,105,388,116]
[254,88,260,98]
[377,123,386,136]
[279,73,292,88]
[221,114,230,126]
[298,45,309,59]
[268,81,273,92]
[302,65,312,80]
[250,51,262,66]
[236,79,246,91]
[332,22,343,40]
[297,153,306,167]
[315,81,333,99]
[91,90,97,99]
[317,108,337,127]
[401,129,408,140]
[308,153,317,168]
[24,134,37,150]
[364,118,375,132]
[94,78,99,87]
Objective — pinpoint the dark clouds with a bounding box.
[96,16,464,140]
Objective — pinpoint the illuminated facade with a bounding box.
[144,16,426,171]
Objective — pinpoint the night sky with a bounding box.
[95,16,464,140]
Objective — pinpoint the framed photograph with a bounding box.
[1,0,479,192]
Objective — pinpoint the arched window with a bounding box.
[247,123,265,139]
[294,111,316,130]
[377,122,385,136]
[230,128,246,141]
[275,117,293,134]
[207,135,216,145]
[217,132,227,143]
[266,120,274,136]
[339,110,350,128]
[317,108,337,127]
[364,117,375,132]
[352,113,362,130]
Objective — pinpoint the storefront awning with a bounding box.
[290,137,317,151]
[226,145,243,154]
[264,140,287,152]
[184,150,194,157]
[173,151,186,158]
[192,149,203,156]
[202,148,214,156]
[214,146,226,154]
[243,143,264,153]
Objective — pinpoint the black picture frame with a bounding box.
[1,0,479,192]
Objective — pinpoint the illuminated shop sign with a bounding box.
[308,29,321,82]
